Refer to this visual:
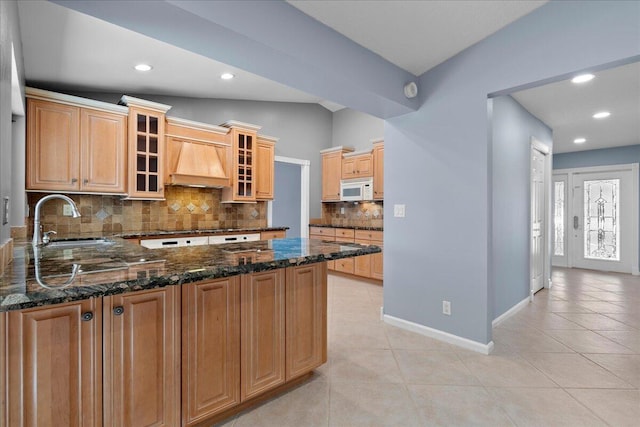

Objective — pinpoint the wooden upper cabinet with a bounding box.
[285,263,327,380]
[241,269,285,401]
[256,135,277,200]
[182,277,240,426]
[80,108,127,193]
[26,90,128,194]
[342,152,373,179]
[120,96,172,200]
[222,122,263,203]
[103,287,180,427]
[4,299,103,427]
[27,98,80,192]
[372,140,384,200]
[321,147,352,201]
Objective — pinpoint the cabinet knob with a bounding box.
[113,306,125,316]
[81,312,94,321]
[83,179,89,184]
[71,178,78,183]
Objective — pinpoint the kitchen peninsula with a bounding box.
[0,237,380,426]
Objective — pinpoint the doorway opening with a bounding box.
[267,156,310,238]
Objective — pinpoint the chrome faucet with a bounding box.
[32,194,81,246]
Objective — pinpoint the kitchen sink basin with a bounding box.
[46,238,116,248]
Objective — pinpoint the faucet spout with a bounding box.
[32,194,81,246]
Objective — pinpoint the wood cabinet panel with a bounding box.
[334,257,354,274]
[256,139,275,200]
[373,142,384,200]
[371,246,384,280]
[5,299,102,427]
[80,108,126,193]
[241,270,285,401]
[103,287,180,427]
[182,277,240,426]
[321,151,342,201]
[286,263,327,380]
[27,98,80,191]
[127,106,166,199]
[342,153,373,179]
[309,227,336,239]
[261,230,286,240]
[223,128,257,202]
[354,238,372,277]
[335,228,355,241]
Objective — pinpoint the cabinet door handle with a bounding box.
[81,312,94,321]
[83,179,89,184]
[71,178,78,183]
[113,306,125,316]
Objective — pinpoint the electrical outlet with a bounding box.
[442,300,451,316]
[340,207,345,214]
[393,204,405,217]
[63,205,73,216]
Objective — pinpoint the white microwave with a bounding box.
[340,178,373,201]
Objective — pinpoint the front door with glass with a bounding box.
[572,170,634,273]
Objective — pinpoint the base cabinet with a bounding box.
[286,263,327,380]
[182,277,240,426]
[241,270,286,401]
[3,299,103,427]
[103,287,180,427]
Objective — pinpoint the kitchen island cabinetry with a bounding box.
[241,270,286,400]
[103,287,180,427]
[3,299,103,427]
[26,92,128,194]
[182,277,240,426]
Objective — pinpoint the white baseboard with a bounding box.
[492,296,530,328]
[633,266,639,276]
[383,314,494,355]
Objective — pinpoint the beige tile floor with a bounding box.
[217,268,639,426]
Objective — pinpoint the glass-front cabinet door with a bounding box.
[222,122,262,202]
[120,96,171,200]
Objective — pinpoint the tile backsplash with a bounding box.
[27,187,267,238]
[321,202,383,228]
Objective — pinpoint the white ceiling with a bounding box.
[17,1,637,154]
[512,61,640,154]
[288,0,548,76]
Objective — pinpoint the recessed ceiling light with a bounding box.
[221,73,235,80]
[571,73,595,84]
[593,111,611,119]
[134,64,152,72]
[574,138,586,144]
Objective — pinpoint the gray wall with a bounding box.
[491,95,552,319]
[332,108,384,151]
[385,0,639,344]
[273,161,302,237]
[0,0,25,243]
[64,92,333,218]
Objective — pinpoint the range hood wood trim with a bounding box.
[165,138,231,188]
[168,173,230,188]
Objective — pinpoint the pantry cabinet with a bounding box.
[102,287,180,427]
[182,277,240,426]
[3,299,103,427]
[26,94,127,194]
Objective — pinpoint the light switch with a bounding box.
[393,204,405,218]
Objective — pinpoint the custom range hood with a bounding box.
[165,117,231,188]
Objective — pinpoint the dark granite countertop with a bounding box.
[0,237,380,312]
[309,224,383,231]
[119,227,289,239]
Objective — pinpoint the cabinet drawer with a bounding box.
[354,230,383,242]
[309,227,336,238]
[335,228,355,240]
[261,230,286,240]
[334,257,354,274]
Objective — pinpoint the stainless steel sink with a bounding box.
[46,238,115,248]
